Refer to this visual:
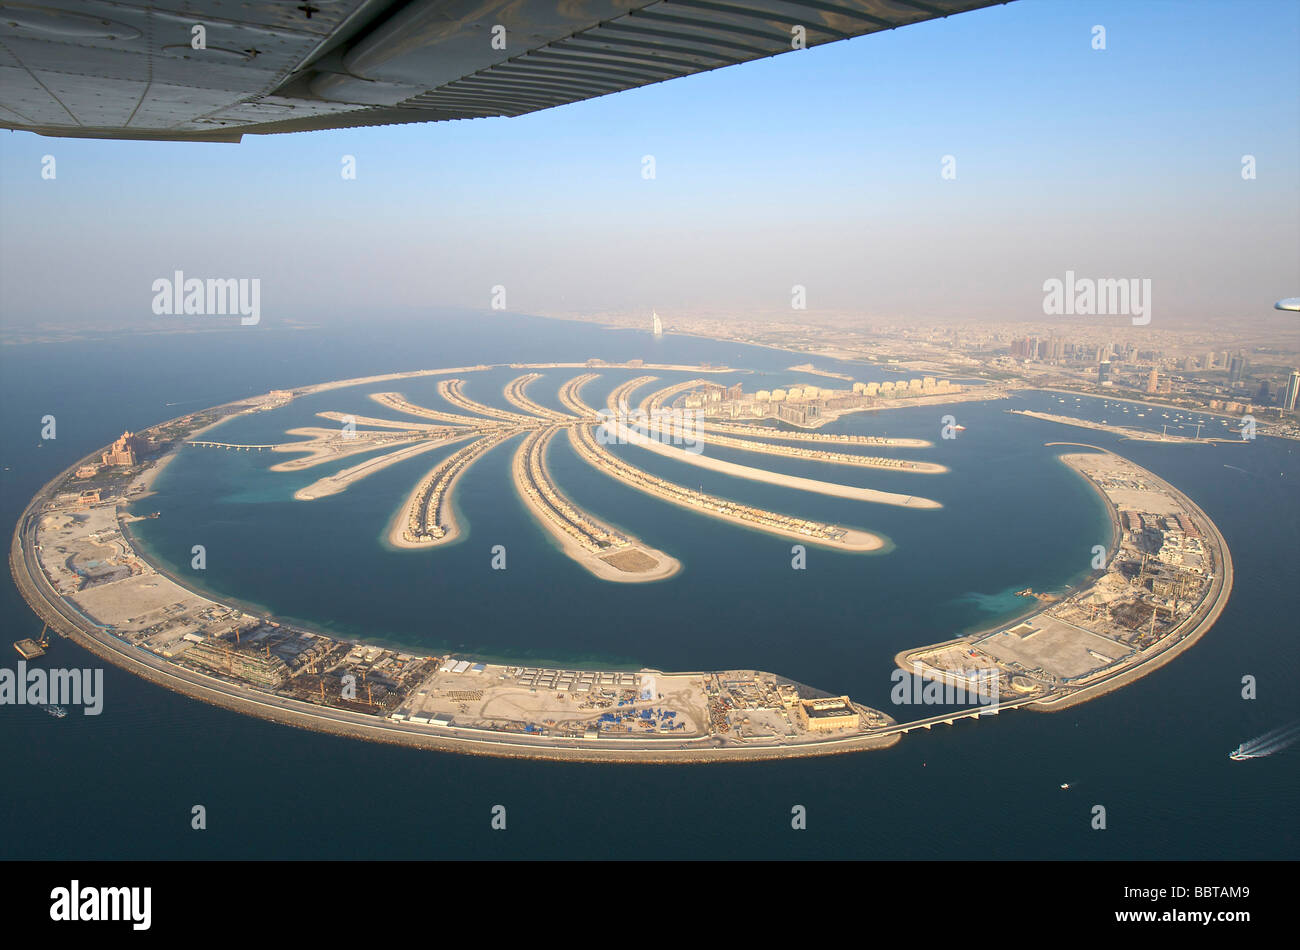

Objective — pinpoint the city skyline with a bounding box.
[1,0,1297,331]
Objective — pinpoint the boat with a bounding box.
[954,424,966,431]
[1229,745,1249,761]
[39,704,67,719]
[1060,783,1071,789]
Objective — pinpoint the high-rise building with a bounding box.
[1098,360,1113,385]
[651,310,663,336]
[1146,368,1159,394]
[101,431,140,467]
[1284,370,1300,411]
[1256,381,1271,405]
[1229,354,1247,384]
[1204,352,1216,370]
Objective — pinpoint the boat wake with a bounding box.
[39,704,67,719]
[1230,721,1300,760]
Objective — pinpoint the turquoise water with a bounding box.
[2,313,1295,859]
[120,367,1112,705]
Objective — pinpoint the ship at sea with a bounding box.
[1229,745,1249,761]
[40,704,67,719]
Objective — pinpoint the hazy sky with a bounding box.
[1,0,1297,331]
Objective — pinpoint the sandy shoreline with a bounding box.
[9,372,1238,763]
[294,434,471,501]
[1010,409,1243,444]
[131,412,241,499]
[10,442,897,763]
[787,363,853,380]
[1029,452,1233,711]
[570,426,888,552]
[270,427,445,471]
[503,372,572,421]
[892,445,1233,715]
[385,432,517,549]
[513,430,681,583]
[610,421,942,509]
[1028,386,1253,423]
[696,420,933,449]
[642,420,948,473]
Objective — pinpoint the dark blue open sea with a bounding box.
[2,312,1296,859]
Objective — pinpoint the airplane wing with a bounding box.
[0,0,1009,143]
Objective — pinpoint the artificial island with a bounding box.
[10,361,1232,762]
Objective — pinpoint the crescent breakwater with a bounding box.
[1008,409,1245,444]
[894,447,1233,714]
[11,455,897,761]
[9,367,1232,761]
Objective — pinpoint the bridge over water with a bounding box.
[876,694,1047,736]
[188,441,279,451]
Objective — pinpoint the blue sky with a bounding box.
[1,0,1297,329]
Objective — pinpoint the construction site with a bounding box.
[11,396,899,761]
[10,373,1232,762]
[898,450,1230,708]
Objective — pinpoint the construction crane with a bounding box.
[1136,553,1150,590]
[1147,602,1171,639]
